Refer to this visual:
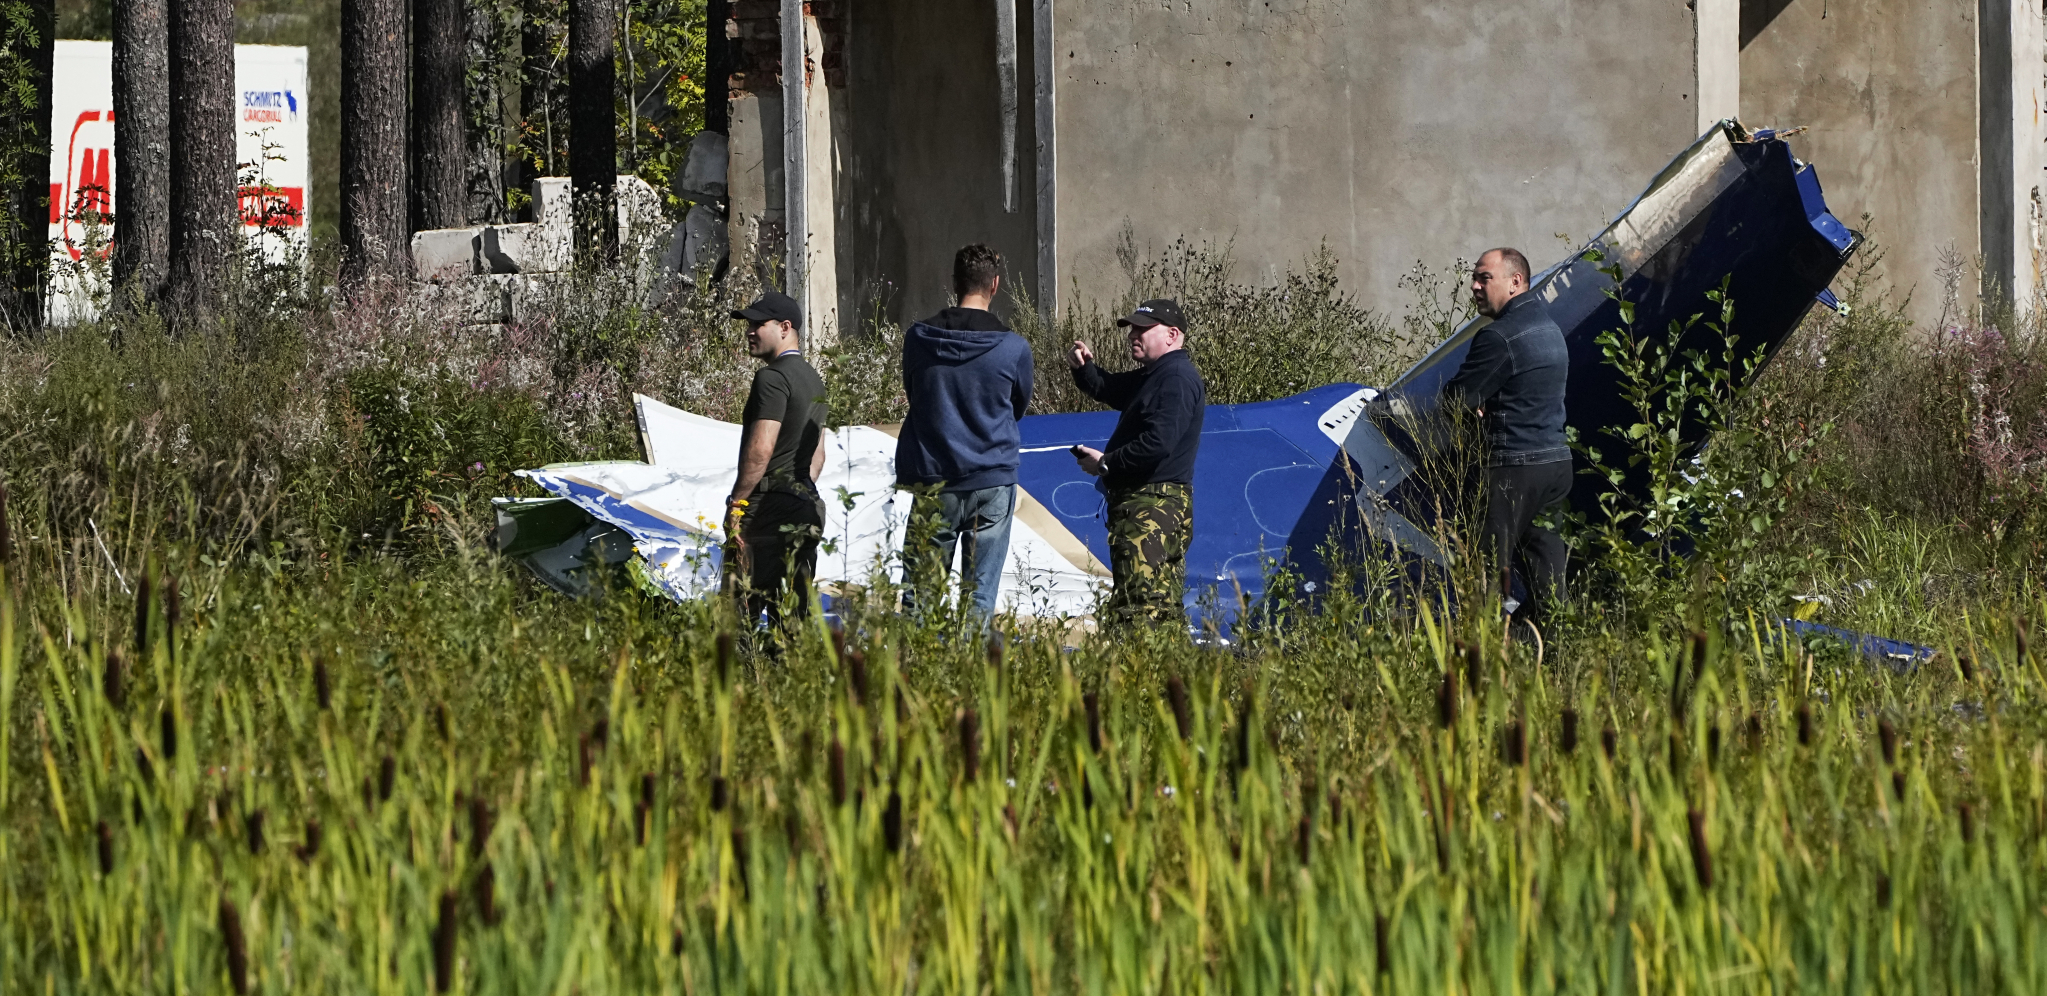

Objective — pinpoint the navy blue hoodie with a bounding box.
[894,308,1036,492]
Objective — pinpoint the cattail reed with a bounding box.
[1600,726,1617,760]
[297,819,322,862]
[1707,723,1721,766]
[434,703,451,741]
[578,732,595,787]
[245,809,265,855]
[1668,731,1683,774]
[159,707,177,761]
[1878,717,1898,766]
[958,708,980,783]
[1560,708,1579,754]
[1959,802,1975,844]
[709,775,728,812]
[882,789,903,853]
[1455,638,1482,686]
[96,821,114,875]
[1436,670,1458,729]
[1686,809,1713,889]
[731,824,751,899]
[847,649,868,706]
[133,566,152,657]
[469,796,492,860]
[1295,814,1313,865]
[377,754,396,802]
[91,652,124,718]
[1502,718,1526,767]
[220,897,249,994]
[637,773,656,844]
[1875,872,1891,909]
[1374,914,1390,974]
[314,656,331,710]
[162,574,181,636]
[1165,675,1193,741]
[1233,689,1255,775]
[1084,692,1104,754]
[1892,770,1906,800]
[432,889,458,992]
[1955,654,1975,683]
[136,746,153,784]
[828,739,847,806]
[474,862,498,924]
[716,631,734,685]
[1796,703,1814,746]
[1744,712,1764,752]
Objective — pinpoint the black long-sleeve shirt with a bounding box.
[1071,348,1207,487]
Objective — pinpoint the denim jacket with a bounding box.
[1441,291,1569,466]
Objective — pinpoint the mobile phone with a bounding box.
[1070,445,1086,456]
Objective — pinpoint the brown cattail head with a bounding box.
[377,754,396,802]
[96,820,114,875]
[134,565,153,657]
[2017,617,2030,663]
[958,708,980,783]
[245,809,265,855]
[1166,675,1193,741]
[103,649,126,711]
[847,650,869,706]
[1668,730,1684,774]
[1875,872,1891,909]
[1502,719,1526,767]
[0,481,10,564]
[828,739,848,806]
[716,631,734,686]
[1877,718,1898,766]
[1600,727,1617,760]
[1234,688,1256,772]
[160,707,178,761]
[1686,809,1713,889]
[297,819,322,862]
[1455,639,1482,685]
[1956,655,1976,683]
[1796,703,1814,747]
[637,773,656,845]
[882,789,904,853]
[474,862,499,925]
[709,775,728,812]
[1560,708,1580,755]
[1084,692,1104,754]
[433,703,451,742]
[162,575,181,636]
[1295,814,1313,866]
[1744,712,1764,752]
[1959,802,1976,844]
[1707,724,1722,767]
[1436,670,1458,729]
[469,796,493,860]
[433,890,458,992]
[1374,914,1390,974]
[313,657,332,711]
[640,772,656,811]
[220,897,249,995]
[731,824,751,898]
[1892,770,1907,801]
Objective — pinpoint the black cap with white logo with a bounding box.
[1116,298,1186,330]
[731,291,803,328]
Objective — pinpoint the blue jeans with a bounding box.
[901,484,1015,623]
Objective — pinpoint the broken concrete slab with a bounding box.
[411,226,482,282]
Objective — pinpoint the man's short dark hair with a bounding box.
[953,244,1003,299]
[1483,247,1532,283]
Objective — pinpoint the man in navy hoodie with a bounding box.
[894,244,1036,623]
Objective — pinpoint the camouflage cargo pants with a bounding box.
[1103,482,1193,629]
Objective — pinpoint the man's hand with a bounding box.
[1067,340,1094,369]
[1072,445,1106,477]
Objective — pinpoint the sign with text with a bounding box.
[49,40,310,323]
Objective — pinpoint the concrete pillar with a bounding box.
[1694,0,1739,135]
[1031,0,1057,319]
[780,0,807,315]
[800,12,839,342]
[1978,0,2044,311]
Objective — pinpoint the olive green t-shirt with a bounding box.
[740,351,828,497]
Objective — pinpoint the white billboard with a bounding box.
[49,40,310,323]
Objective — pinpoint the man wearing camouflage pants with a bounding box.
[1068,299,1207,630]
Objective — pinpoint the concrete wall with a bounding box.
[838,0,1039,327]
[1045,0,1700,318]
[1740,0,1981,325]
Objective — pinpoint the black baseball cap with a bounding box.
[731,291,803,328]
[1116,298,1186,330]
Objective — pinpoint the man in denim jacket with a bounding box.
[1442,247,1571,625]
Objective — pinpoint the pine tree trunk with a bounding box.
[0,0,54,334]
[113,0,172,309]
[411,0,468,232]
[341,0,412,289]
[566,0,615,260]
[167,0,236,326]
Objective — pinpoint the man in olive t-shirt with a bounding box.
[724,292,829,636]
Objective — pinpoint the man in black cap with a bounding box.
[1066,299,1206,629]
[724,290,830,639]
[1441,247,1571,627]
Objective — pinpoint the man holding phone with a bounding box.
[1067,299,1206,629]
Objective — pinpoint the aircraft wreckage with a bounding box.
[496,121,1909,656]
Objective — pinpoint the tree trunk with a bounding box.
[566,0,615,260]
[167,0,235,327]
[341,0,411,289]
[0,0,54,334]
[411,0,467,232]
[704,0,728,135]
[113,0,171,309]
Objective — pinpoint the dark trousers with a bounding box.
[1482,461,1571,620]
[729,491,825,632]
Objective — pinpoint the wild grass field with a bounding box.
[3,240,2047,993]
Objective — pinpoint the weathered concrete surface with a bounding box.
[1741,0,1979,325]
[838,0,1038,325]
[1049,0,1698,318]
